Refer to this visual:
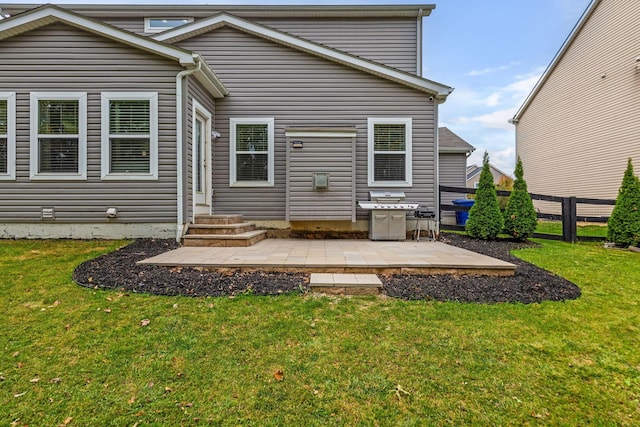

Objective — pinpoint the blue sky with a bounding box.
[6,0,593,173]
[425,0,592,174]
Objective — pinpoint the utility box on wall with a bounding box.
[313,172,329,190]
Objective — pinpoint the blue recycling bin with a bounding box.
[452,199,475,225]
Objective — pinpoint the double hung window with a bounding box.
[101,92,158,180]
[30,92,87,180]
[229,118,274,187]
[0,93,15,179]
[367,118,412,186]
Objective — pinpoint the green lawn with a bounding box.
[535,220,608,238]
[1,239,639,426]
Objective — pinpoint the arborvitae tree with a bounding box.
[466,152,504,239]
[607,158,640,248]
[495,175,514,212]
[503,157,538,240]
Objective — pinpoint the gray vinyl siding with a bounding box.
[287,136,355,221]
[99,16,418,73]
[99,17,146,34]
[185,76,216,222]
[254,18,418,73]
[0,23,181,223]
[176,27,435,221]
[439,153,467,225]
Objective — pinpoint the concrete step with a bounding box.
[186,222,256,235]
[194,214,244,225]
[182,230,267,247]
[309,273,382,295]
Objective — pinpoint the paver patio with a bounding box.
[140,239,515,276]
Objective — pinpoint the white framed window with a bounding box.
[101,92,158,180]
[30,92,87,180]
[367,117,412,187]
[0,92,16,180]
[229,118,274,187]
[144,17,193,33]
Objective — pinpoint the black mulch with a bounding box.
[72,239,307,297]
[381,233,581,303]
[72,234,581,304]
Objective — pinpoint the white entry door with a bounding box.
[193,103,212,215]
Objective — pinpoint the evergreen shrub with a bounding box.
[503,157,537,240]
[607,158,640,248]
[466,152,504,239]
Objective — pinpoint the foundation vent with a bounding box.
[41,207,55,221]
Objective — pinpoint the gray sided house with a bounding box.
[0,4,452,240]
[437,127,474,224]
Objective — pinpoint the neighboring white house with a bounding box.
[511,0,640,205]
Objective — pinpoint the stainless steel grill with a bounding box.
[358,191,419,240]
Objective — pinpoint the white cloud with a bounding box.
[466,61,522,77]
[440,66,547,174]
[471,108,516,131]
[503,72,543,100]
[466,136,515,174]
[484,93,501,107]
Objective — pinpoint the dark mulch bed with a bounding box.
[381,233,581,303]
[72,234,581,304]
[73,239,307,297]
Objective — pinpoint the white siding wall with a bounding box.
[516,0,640,200]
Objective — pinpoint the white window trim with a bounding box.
[229,117,274,187]
[0,92,16,180]
[144,17,194,34]
[100,92,158,181]
[367,117,412,187]
[30,92,87,181]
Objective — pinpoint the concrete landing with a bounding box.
[310,273,382,295]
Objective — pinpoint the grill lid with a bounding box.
[369,190,406,203]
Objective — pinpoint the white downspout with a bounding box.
[416,8,423,76]
[434,102,440,236]
[175,56,202,242]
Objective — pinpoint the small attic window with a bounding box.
[144,17,193,33]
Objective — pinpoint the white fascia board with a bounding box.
[1,4,436,19]
[193,55,229,98]
[512,0,600,121]
[0,5,196,67]
[154,13,453,98]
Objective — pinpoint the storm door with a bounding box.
[193,106,212,215]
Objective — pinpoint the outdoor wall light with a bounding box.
[106,207,118,218]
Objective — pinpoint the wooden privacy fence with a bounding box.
[439,185,616,243]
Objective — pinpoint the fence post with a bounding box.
[562,197,577,243]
